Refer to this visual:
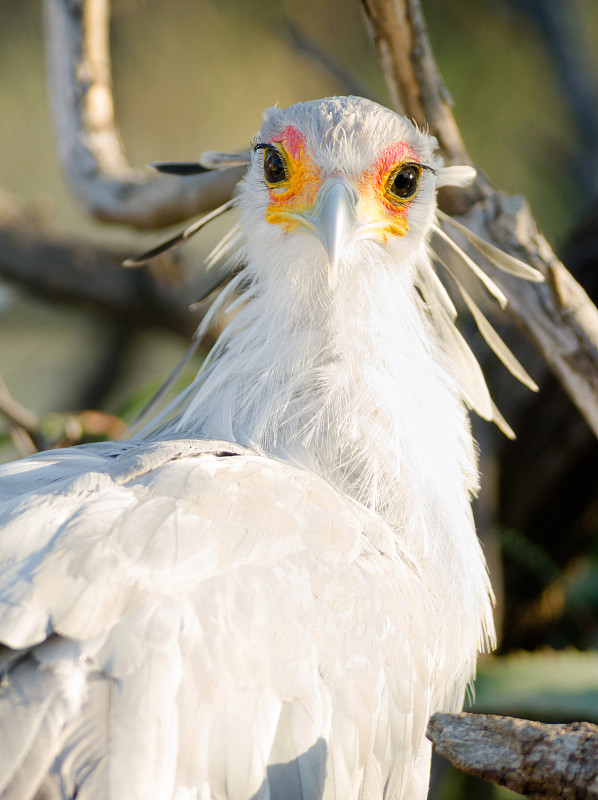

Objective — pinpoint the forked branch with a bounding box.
[41,0,598,440]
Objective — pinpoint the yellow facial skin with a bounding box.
[359,148,421,241]
[263,127,321,232]
[262,127,422,241]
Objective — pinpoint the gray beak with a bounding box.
[310,180,359,290]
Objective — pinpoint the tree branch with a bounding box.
[358,0,598,441]
[428,711,598,798]
[43,0,245,228]
[358,0,469,166]
[0,372,40,456]
[0,191,202,338]
[471,195,598,439]
[0,386,39,437]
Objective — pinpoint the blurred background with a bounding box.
[1,0,598,796]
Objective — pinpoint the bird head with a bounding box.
[129,95,542,442]
[241,96,442,291]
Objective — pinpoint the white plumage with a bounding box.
[0,96,540,799]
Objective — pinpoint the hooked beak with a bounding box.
[303,180,359,290]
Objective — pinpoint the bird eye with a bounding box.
[263,147,287,185]
[387,163,421,201]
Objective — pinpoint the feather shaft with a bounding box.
[437,210,543,282]
[123,199,236,267]
[431,225,508,309]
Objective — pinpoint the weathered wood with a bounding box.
[428,711,598,799]
[460,195,598,439]
[0,372,40,456]
[40,0,598,441]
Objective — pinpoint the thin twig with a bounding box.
[287,22,374,99]
[0,373,40,456]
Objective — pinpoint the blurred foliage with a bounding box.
[425,0,598,242]
[2,0,597,242]
[473,649,598,722]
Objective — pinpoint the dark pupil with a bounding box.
[391,165,419,199]
[264,148,286,184]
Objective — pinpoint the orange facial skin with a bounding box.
[358,142,421,241]
[264,129,421,241]
[264,126,321,232]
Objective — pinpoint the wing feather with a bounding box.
[0,441,439,799]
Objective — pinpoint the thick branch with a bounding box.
[428,712,598,798]
[43,0,244,228]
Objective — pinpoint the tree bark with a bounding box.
[359,0,469,166]
[40,0,598,440]
[457,194,598,439]
[428,711,598,799]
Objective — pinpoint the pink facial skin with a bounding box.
[270,126,308,162]
[264,126,321,229]
[370,141,420,180]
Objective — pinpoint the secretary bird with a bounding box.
[0,96,541,800]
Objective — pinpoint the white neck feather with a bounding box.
[164,237,495,703]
